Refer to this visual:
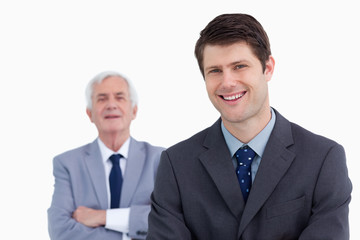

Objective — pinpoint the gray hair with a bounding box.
[85,71,139,109]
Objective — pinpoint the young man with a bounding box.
[48,71,164,240]
[147,14,352,240]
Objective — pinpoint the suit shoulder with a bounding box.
[290,121,341,149]
[53,142,92,162]
[166,126,210,154]
[131,138,165,153]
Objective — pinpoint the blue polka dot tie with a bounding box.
[109,154,123,209]
[235,146,256,203]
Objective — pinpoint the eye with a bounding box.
[115,94,126,101]
[208,68,222,74]
[96,94,108,102]
[235,64,247,70]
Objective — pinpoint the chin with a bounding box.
[221,110,246,121]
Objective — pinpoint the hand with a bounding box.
[72,206,106,227]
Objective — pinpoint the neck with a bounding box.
[223,106,271,143]
[98,131,130,152]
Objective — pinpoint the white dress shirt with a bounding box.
[97,138,131,240]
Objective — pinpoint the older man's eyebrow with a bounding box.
[96,93,108,98]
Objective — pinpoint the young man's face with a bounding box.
[203,42,274,128]
[86,76,137,138]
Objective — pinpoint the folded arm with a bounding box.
[47,157,120,240]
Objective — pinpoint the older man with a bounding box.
[48,71,164,240]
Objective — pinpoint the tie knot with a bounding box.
[109,154,122,165]
[235,146,256,166]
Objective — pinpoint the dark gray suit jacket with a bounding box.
[48,137,164,240]
[147,110,352,240]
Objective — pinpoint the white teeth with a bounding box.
[223,93,244,100]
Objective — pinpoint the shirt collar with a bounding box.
[221,108,276,157]
[97,137,131,164]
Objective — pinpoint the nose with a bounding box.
[106,97,118,109]
[221,70,237,88]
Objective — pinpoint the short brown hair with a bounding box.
[194,13,271,77]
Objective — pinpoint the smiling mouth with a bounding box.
[221,92,246,101]
[105,115,120,119]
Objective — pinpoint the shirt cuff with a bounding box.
[105,208,130,233]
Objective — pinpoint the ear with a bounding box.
[264,55,275,82]
[131,105,138,120]
[86,108,94,123]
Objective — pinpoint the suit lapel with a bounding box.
[84,140,109,209]
[238,111,296,236]
[120,138,145,207]
[199,119,245,221]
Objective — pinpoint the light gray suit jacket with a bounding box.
[147,110,352,240]
[48,137,164,240]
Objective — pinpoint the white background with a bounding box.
[1,0,359,239]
